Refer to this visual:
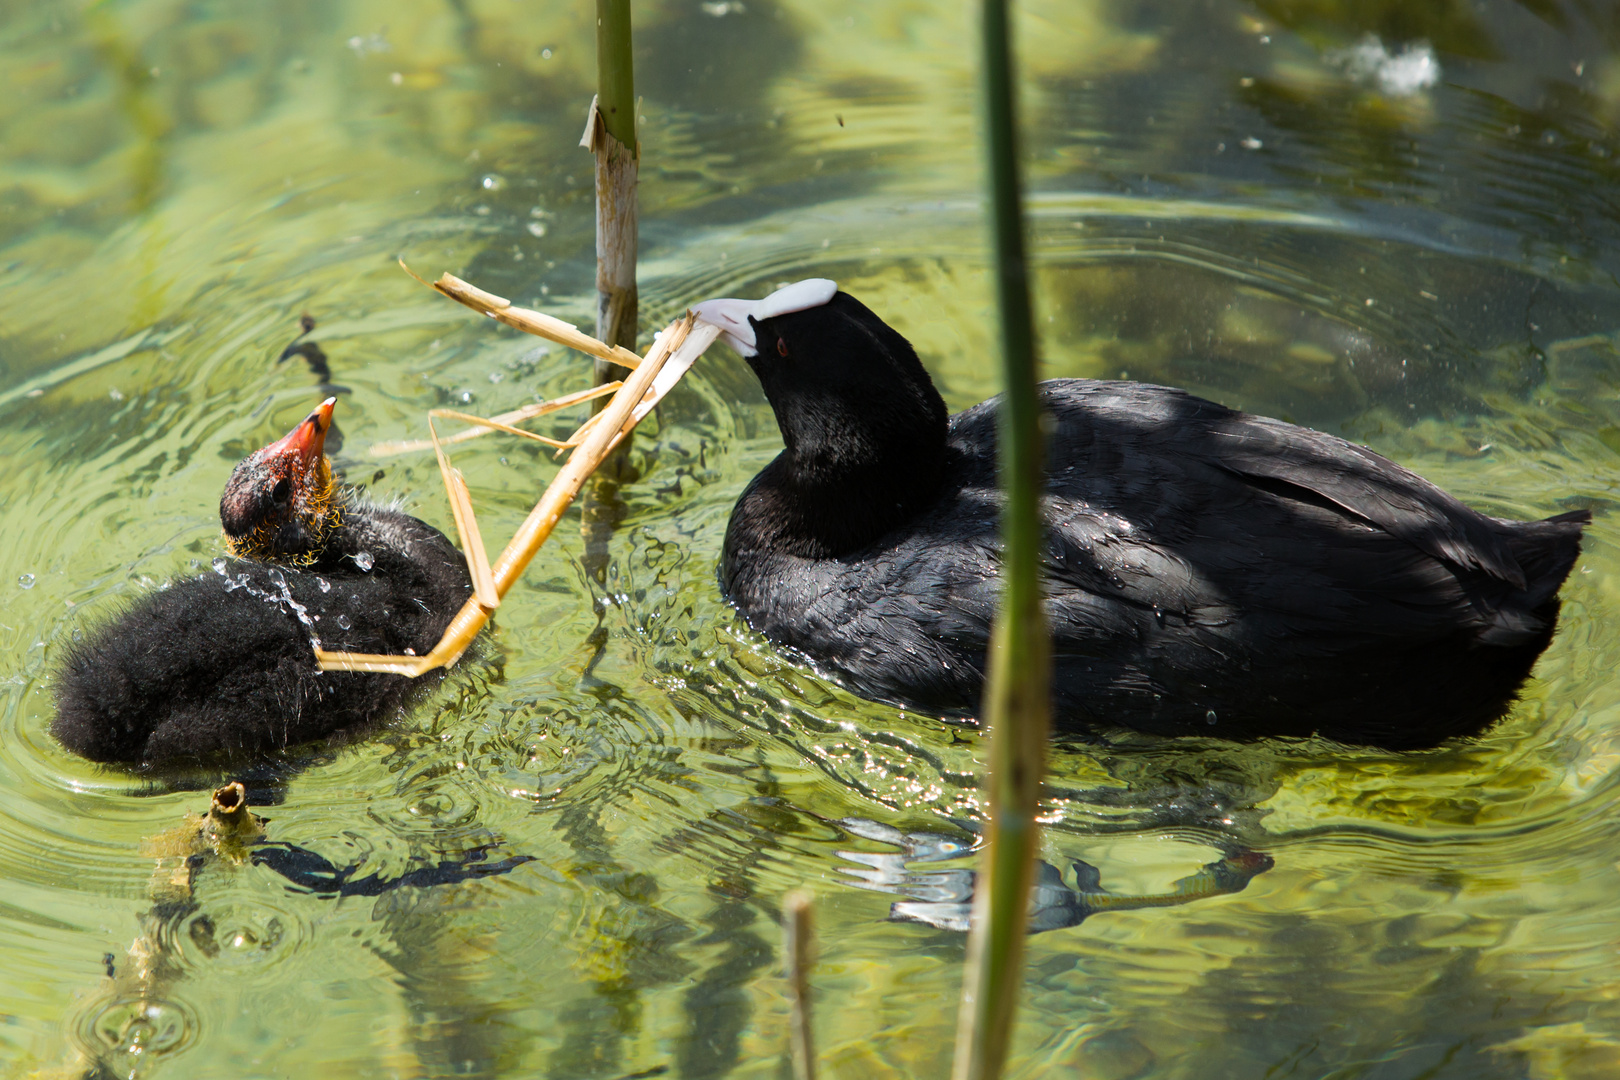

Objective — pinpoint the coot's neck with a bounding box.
[735,362,950,559]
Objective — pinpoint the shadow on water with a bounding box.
[544,738,792,1079]
[665,801,781,1079]
[543,796,693,1079]
[61,780,535,1080]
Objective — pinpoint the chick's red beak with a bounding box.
[263,397,336,469]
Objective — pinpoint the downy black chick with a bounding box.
[54,399,472,766]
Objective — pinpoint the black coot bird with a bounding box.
[54,399,472,767]
[694,281,1589,750]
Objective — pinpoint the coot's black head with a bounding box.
[221,398,340,565]
[695,281,949,555]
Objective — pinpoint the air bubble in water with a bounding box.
[267,569,286,588]
[354,552,374,571]
[336,615,352,630]
[212,557,228,576]
[316,577,331,593]
[17,574,34,590]
[1205,709,1218,725]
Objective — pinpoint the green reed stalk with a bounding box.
[595,0,636,150]
[951,0,1052,1078]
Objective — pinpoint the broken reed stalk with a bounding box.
[314,310,717,677]
[783,891,817,1080]
[579,0,640,578]
[416,265,643,369]
[951,0,1052,1078]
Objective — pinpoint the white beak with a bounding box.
[691,278,838,357]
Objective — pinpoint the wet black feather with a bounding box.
[721,293,1588,750]
[53,505,471,767]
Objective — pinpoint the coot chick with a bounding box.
[54,399,472,767]
[694,281,1589,750]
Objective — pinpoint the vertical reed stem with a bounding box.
[582,0,639,558]
[591,0,638,367]
[595,0,636,151]
[951,0,1052,1078]
[589,0,639,457]
[784,891,817,1080]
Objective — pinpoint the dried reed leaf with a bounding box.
[430,409,569,450]
[369,382,621,457]
[430,416,499,611]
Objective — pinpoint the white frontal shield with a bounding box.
[691,278,838,356]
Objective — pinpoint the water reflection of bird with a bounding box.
[695,281,1589,750]
[53,399,472,767]
[835,817,1272,933]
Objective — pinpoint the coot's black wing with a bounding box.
[1207,410,1525,585]
[746,380,1583,747]
[1021,381,1582,742]
[1028,380,1578,629]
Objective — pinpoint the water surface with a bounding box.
[3,0,1620,1077]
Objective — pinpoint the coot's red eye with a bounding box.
[777,337,789,357]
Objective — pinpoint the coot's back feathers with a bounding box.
[702,284,1588,750]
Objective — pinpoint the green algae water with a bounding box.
[4,0,1620,1076]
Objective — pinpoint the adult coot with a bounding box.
[694,281,1589,749]
[54,399,472,767]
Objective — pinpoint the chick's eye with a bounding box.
[776,336,789,358]
[271,478,291,505]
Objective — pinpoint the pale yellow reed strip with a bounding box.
[369,382,622,457]
[549,320,716,454]
[429,415,499,612]
[430,409,569,450]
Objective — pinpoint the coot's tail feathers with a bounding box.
[1214,414,1533,588]
[1476,508,1589,647]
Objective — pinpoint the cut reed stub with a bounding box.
[210,782,247,820]
[783,890,817,1080]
